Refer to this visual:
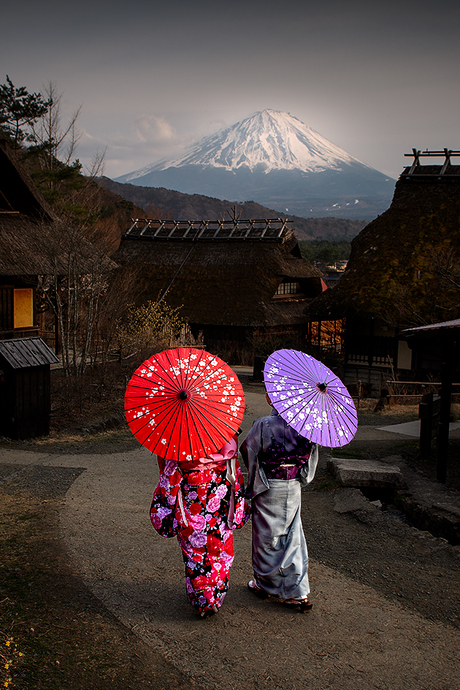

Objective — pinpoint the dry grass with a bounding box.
[0,489,202,690]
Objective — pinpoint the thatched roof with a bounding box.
[0,139,65,275]
[305,168,460,327]
[0,140,116,277]
[0,139,56,221]
[113,222,323,327]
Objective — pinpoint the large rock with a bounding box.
[327,458,407,489]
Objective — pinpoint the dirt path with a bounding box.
[1,386,459,689]
[2,441,458,690]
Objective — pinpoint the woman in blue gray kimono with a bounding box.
[240,394,318,612]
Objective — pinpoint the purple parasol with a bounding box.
[264,349,358,447]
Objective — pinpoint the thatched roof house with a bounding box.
[304,149,460,394]
[0,140,63,273]
[113,218,324,360]
[0,139,65,340]
[0,139,115,342]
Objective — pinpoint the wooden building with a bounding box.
[0,139,67,342]
[0,337,59,439]
[0,139,116,352]
[112,218,325,361]
[304,149,460,395]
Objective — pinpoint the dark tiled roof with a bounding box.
[0,337,59,368]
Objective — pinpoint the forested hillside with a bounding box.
[99,177,368,241]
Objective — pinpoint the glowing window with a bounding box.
[14,288,34,328]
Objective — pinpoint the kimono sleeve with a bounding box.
[150,458,183,538]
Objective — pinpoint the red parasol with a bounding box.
[124,348,244,461]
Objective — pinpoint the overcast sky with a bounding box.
[2,0,459,180]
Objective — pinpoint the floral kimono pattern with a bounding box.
[150,437,250,615]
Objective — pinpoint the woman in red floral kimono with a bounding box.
[151,434,250,618]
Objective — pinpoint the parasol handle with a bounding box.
[317,383,327,393]
[179,390,188,400]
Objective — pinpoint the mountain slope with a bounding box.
[115,110,395,221]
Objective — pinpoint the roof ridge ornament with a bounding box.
[123,217,293,241]
[404,148,460,176]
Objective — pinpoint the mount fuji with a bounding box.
[115,110,395,220]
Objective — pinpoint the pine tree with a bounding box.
[0,75,51,149]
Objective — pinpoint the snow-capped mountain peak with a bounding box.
[115,110,394,221]
[124,110,369,179]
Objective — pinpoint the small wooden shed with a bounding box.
[0,337,59,439]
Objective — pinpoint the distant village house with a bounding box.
[112,217,325,362]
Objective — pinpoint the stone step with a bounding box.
[327,458,407,489]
